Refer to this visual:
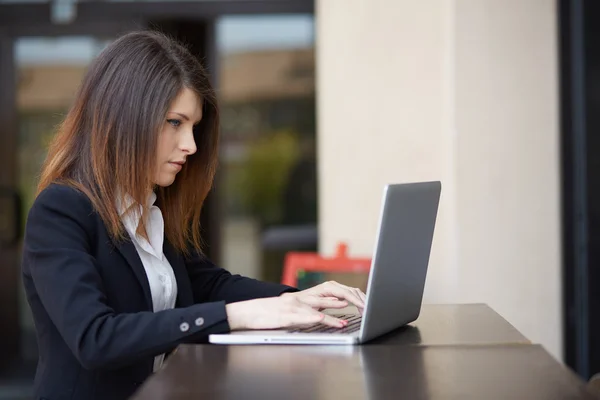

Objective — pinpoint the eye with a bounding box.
[167,119,181,127]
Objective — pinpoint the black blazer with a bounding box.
[21,183,296,400]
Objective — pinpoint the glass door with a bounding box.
[0,36,113,398]
[16,34,112,355]
[215,14,317,283]
[0,3,315,398]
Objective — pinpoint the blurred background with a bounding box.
[0,0,599,398]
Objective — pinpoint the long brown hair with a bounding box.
[37,31,219,254]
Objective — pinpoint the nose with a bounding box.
[180,127,197,155]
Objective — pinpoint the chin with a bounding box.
[155,175,176,187]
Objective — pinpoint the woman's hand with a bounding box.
[225,281,366,331]
[284,280,366,312]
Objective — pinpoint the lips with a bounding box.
[169,161,185,171]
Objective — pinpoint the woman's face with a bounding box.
[154,88,202,187]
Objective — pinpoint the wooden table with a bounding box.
[370,303,529,345]
[131,304,593,399]
[132,344,594,400]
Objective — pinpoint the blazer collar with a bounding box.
[163,241,194,307]
[113,236,194,310]
[114,238,154,311]
[112,191,193,309]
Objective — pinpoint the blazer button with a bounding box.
[179,322,190,332]
[195,317,204,327]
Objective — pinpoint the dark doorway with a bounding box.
[559,0,600,380]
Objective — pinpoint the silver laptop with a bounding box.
[209,181,441,345]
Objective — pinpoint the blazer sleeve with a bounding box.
[22,185,230,371]
[184,251,298,304]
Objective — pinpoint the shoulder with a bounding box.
[24,183,100,253]
[35,182,93,210]
[29,183,96,225]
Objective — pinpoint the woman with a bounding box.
[22,31,365,400]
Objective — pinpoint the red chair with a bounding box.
[281,242,372,288]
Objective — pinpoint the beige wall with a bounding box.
[316,0,562,360]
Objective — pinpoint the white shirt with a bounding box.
[118,191,178,372]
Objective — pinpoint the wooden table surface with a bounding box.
[130,304,591,399]
[368,303,529,345]
[132,344,594,400]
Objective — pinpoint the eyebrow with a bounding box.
[169,111,202,124]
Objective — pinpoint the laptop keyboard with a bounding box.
[289,314,362,334]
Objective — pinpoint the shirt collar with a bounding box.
[116,191,157,217]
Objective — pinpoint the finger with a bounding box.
[298,296,348,309]
[324,282,365,308]
[292,300,330,317]
[320,314,347,328]
[336,283,367,307]
[289,302,347,328]
[286,301,348,328]
[353,288,367,305]
[286,310,325,327]
[287,313,347,329]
